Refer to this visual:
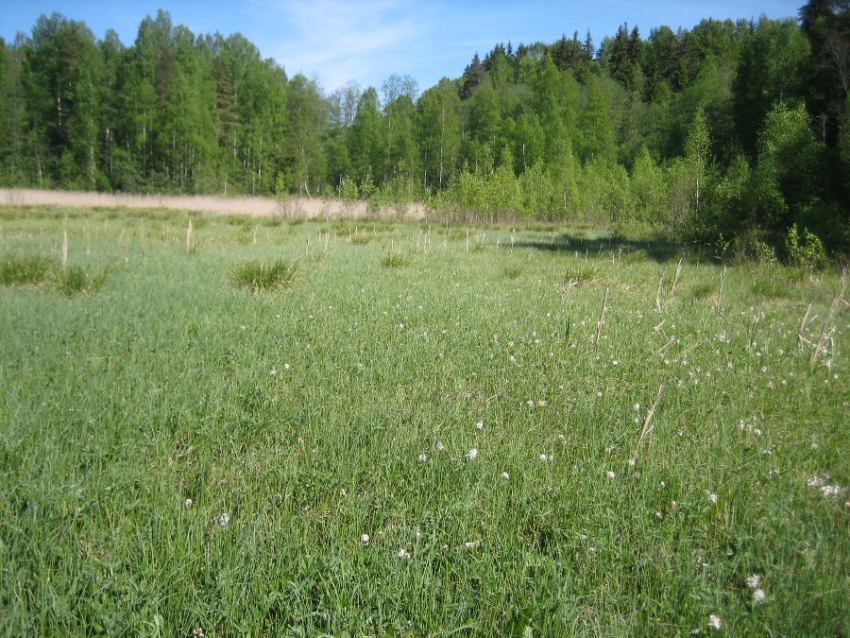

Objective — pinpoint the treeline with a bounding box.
[1,5,850,254]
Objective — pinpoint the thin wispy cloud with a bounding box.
[261,0,430,91]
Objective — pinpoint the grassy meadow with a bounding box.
[0,205,848,637]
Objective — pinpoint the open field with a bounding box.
[1,205,849,636]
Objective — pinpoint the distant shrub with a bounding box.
[784,224,827,269]
[231,259,297,292]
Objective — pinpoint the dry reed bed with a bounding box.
[0,188,427,220]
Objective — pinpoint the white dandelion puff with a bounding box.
[501,472,510,479]
[418,453,428,463]
[435,441,445,452]
[466,448,478,460]
[746,574,761,589]
[475,420,484,430]
[707,491,718,504]
[708,614,722,630]
[361,534,370,546]
[218,513,230,527]
[397,548,411,559]
[607,471,616,479]
[753,589,766,604]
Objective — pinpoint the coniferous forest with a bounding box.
[2,4,850,256]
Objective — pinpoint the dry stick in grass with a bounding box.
[595,287,609,355]
[669,256,684,299]
[655,274,664,313]
[62,230,68,268]
[810,269,848,368]
[186,219,194,254]
[715,267,727,312]
[633,384,665,460]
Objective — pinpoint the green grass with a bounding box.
[1,208,848,636]
[230,258,298,292]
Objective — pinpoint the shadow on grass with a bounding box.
[512,232,706,264]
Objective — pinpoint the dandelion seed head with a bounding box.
[361,533,370,546]
[218,513,230,527]
[501,472,510,479]
[435,441,445,452]
[418,453,428,463]
[753,589,766,604]
[466,448,478,460]
[708,614,722,630]
[607,471,616,479]
[184,498,193,508]
[475,420,484,430]
[707,491,718,504]
[746,574,761,589]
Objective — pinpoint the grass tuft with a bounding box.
[0,254,55,287]
[564,263,599,286]
[231,259,298,292]
[54,265,110,296]
[381,251,413,268]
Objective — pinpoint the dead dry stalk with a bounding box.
[595,287,610,355]
[633,384,665,460]
[809,270,847,368]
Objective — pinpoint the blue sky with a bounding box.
[1,0,803,95]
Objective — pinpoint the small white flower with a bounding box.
[628,458,636,467]
[361,533,370,546]
[607,471,616,479]
[707,491,718,504]
[537,400,547,407]
[539,453,552,462]
[340,489,347,497]
[752,589,766,604]
[464,541,479,549]
[633,403,641,411]
[218,513,230,527]
[397,548,411,559]
[475,420,484,430]
[501,472,510,479]
[184,498,193,508]
[269,367,276,375]
[527,400,535,407]
[283,363,290,370]
[435,441,445,452]
[746,574,761,589]
[708,614,722,630]
[418,453,428,463]
[466,448,478,460]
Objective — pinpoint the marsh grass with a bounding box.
[230,258,298,292]
[0,208,848,637]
